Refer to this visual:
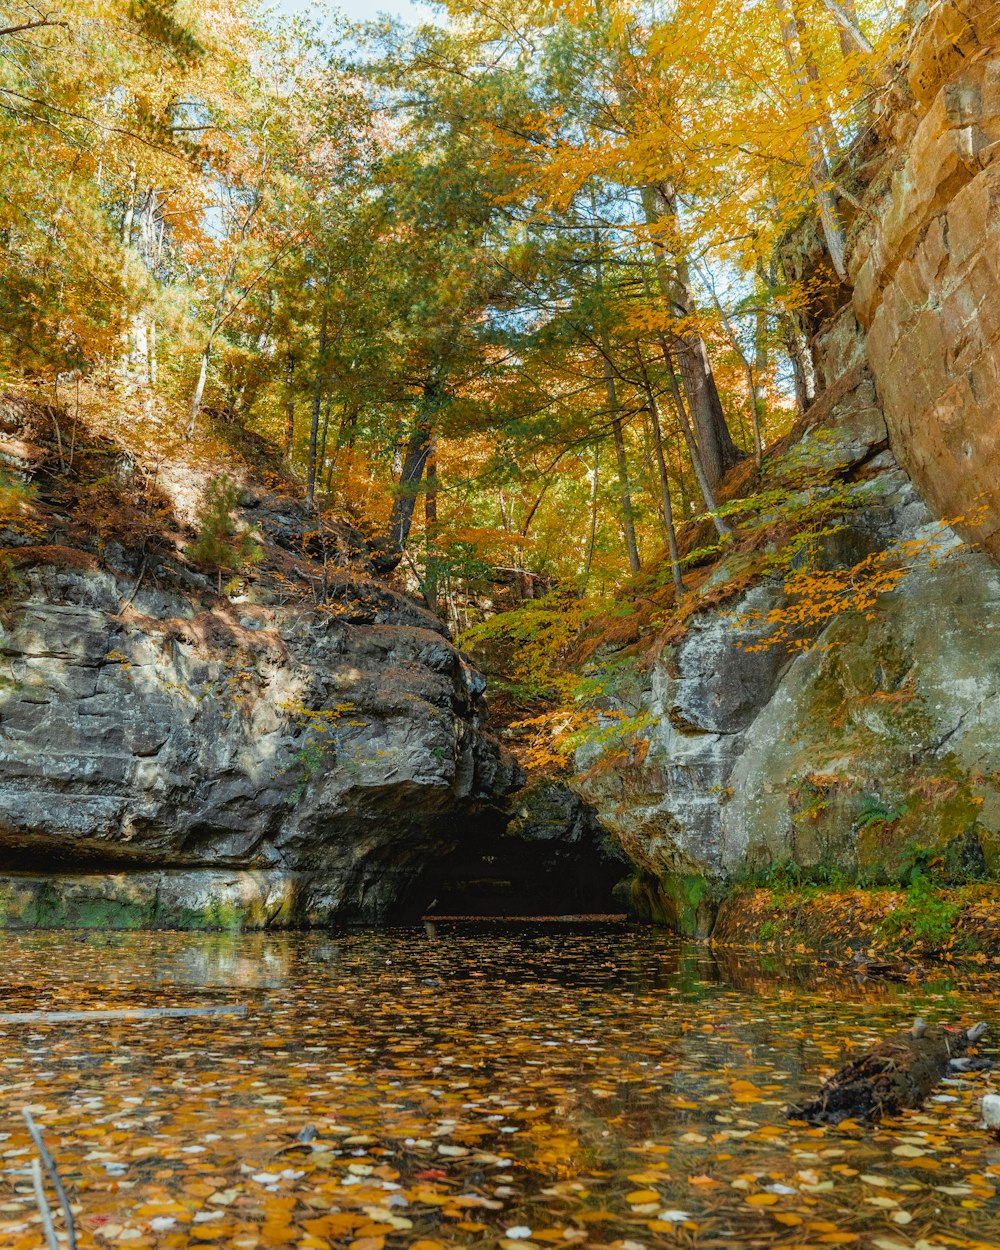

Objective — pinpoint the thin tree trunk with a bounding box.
[424,430,439,611]
[636,355,683,594]
[582,444,601,592]
[306,295,329,509]
[823,0,873,56]
[121,159,137,248]
[326,405,356,489]
[187,254,239,437]
[670,423,690,516]
[284,351,296,457]
[318,388,334,477]
[372,384,437,574]
[148,318,157,386]
[640,184,744,486]
[754,262,770,378]
[590,204,640,574]
[603,352,641,574]
[794,2,842,161]
[695,262,764,468]
[187,192,263,437]
[774,0,848,279]
[189,343,211,432]
[659,334,732,536]
[782,313,816,415]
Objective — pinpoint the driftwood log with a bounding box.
[790,1019,989,1124]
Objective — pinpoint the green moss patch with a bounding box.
[0,871,307,931]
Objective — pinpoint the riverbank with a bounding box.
[713,881,1000,963]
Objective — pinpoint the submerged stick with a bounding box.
[0,1004,247,1024]
[23,1109,77,1250]
[30,1157,59,1250]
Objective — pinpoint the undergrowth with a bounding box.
[875,872,962,947]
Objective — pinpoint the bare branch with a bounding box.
[0,18,68,38]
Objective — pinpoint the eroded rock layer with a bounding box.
[572,0,1000,932]
[852,0,1000,556]
[0,393,535,926]
[0,563,520,924]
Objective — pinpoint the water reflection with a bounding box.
[0,926,997,1250]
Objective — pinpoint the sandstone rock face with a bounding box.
[0,565,516,927]
[576,363,1000,928]
[569,1,1000,932]
[849,0,1000,559]
[722,539,1000,880]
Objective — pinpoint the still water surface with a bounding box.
[0,926,998,1250]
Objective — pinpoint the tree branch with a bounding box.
[0,18,67,38]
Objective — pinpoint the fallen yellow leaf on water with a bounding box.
[745,1193,779,1206]
[349,1237,385,1250]
[773,1213,803,1225]
[903,1156,941,1170]
[625,1189,660,1204]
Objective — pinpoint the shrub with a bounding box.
[877,873,961,948]
[186,475,262,592]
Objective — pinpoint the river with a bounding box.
[0,926,997,1249]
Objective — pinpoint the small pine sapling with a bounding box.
[186,475,262,593]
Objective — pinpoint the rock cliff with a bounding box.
[571,0,1000,933]
[0,394,525,927]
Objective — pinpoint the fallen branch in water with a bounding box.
[30,1158,58,1250]
[0,1004,247,1024]
[23,1109,76,1250]
[790,1018,989,1124]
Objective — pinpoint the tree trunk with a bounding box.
[791,1021,988,1125]
[590,210,641,575]
[659,335,732,537]
[774,0,848,280]
[793,1,842,162]
[603,352,641,574]
[318,389,334,477]
[822,0,873,56]
[641,184,745,486]
[121,159,137,248]
[187,253,240,437]
[637,356,683,594]
[372,386,437,574]
[189,342,211,434]
[306,297,329,509]
[424,430,439,611]
[284,351,296,457]
[582,444,600,592]
[148,318,157,387]
[696,264,764,468]
[781,313,815,415]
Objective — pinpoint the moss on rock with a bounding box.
[0,871,310,930]
[627,870,718,937]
